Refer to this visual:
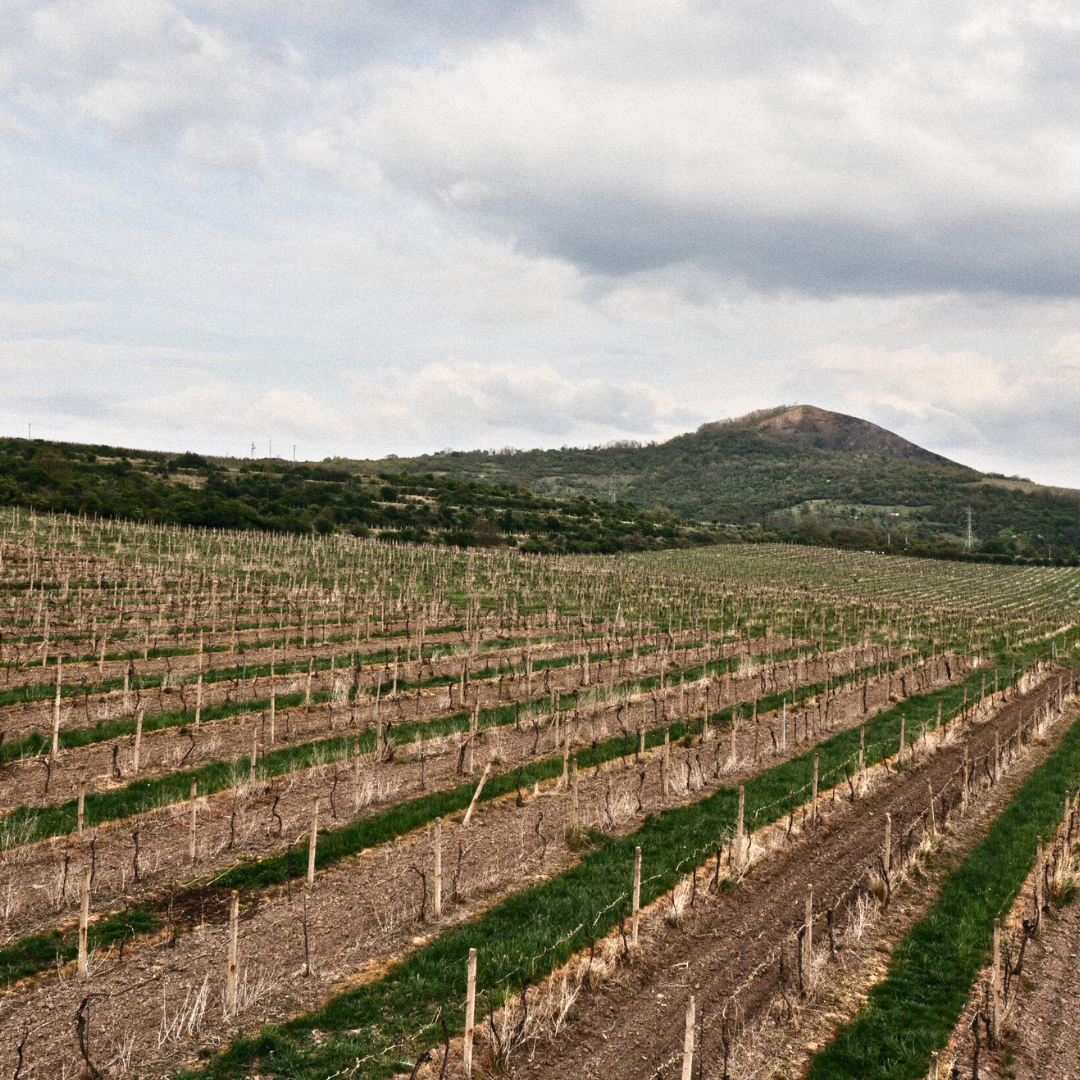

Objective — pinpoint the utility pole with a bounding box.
[250,441,256,459]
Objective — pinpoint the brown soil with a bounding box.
[0,648,935,946]
[0,631,797,808]
[505,669,1073,1080]
[0,655,958,1077]
[1005,898,1080,1080]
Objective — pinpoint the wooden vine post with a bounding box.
[189,778,198,864]
[681,994,696,1080]
[51,656,62,759]
[307,796,319,887]
[433,817,443,920]
[133,708,143,775]
[734,784,745,872]
[632,845,642,946]
[464,947,477,1077]
[269,652,276,744]
[662,727,671,802]
[78,863,91,979]
[811,753,819,826]
[991,917,1003,1043]
[570,759,580,831]
[801,884,813,986]
[883,813,892,877]
[226,889,239,1015]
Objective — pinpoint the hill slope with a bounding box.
[0,438,716,554]
[371,405,1080,562]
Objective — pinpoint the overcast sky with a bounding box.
[3,0,1080,485]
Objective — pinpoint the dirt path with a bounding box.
[509,671,1073,1080]
[1004,897,1080,1080]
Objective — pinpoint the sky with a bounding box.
[3,0,1080,485]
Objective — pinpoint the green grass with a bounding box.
[805,688,1080,1080]
[172,658,1030,1079]
[0,645,909,850]
[0,628,714,765]
[0,650,986,988]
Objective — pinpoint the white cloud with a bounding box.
[1,0,1080,489]
[348,360,699,452]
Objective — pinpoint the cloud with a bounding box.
[348,360,699,452]
[787,341,1080,484]
[360,0,1080,296]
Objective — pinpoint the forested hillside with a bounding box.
[377,406,1080,563]
[0,438,715,554]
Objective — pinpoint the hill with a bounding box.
[368,405,1080,563]
[0,437,716,554]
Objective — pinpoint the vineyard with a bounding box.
[0,507,1077,1079]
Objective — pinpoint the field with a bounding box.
[0,507,1077,1079]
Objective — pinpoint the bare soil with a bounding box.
[0,648,937,946]
[503,670,1072,1080]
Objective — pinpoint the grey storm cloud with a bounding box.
[360,0,1080,298]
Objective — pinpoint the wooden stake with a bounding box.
[662,727,671,801]
[884,813,892,877]
[269,653,276,744]
[735,785,745,872]
[927,782,936,836]
[133,708,143,775]
[249,727,257,782]
[433,817,443,920]
[464,947,477,1077]
[195,670,203,726]
[992,917,1002,1043]
[681,994,696,1080]
[462,762,491,826]
[1035,835,1044,924]
[51,656,62,760]
[307,796,319,886]
[811,753,819,826]
[468,702,478,776]
[353,740,361,811]
[226,889,239,1014]
[570,759,580,830]
[78,863,91,979]
[802,884,813,981]
[632,846,642,946]
[189,777,198,864]
[899,713,906,764]
[77,777,85,839]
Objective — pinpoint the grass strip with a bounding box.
[0,647,907,848]
[805,688,1080,1080]
[0,624,626,711]
[174,658,1029,1079]
[0,652,986,987]
[0,631,701,762]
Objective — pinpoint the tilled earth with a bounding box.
[0,656,955,1076]
[0,631,798,808]
[507,668,1074,1080]
[0,650,942,945]
[991,871,1080,1079]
